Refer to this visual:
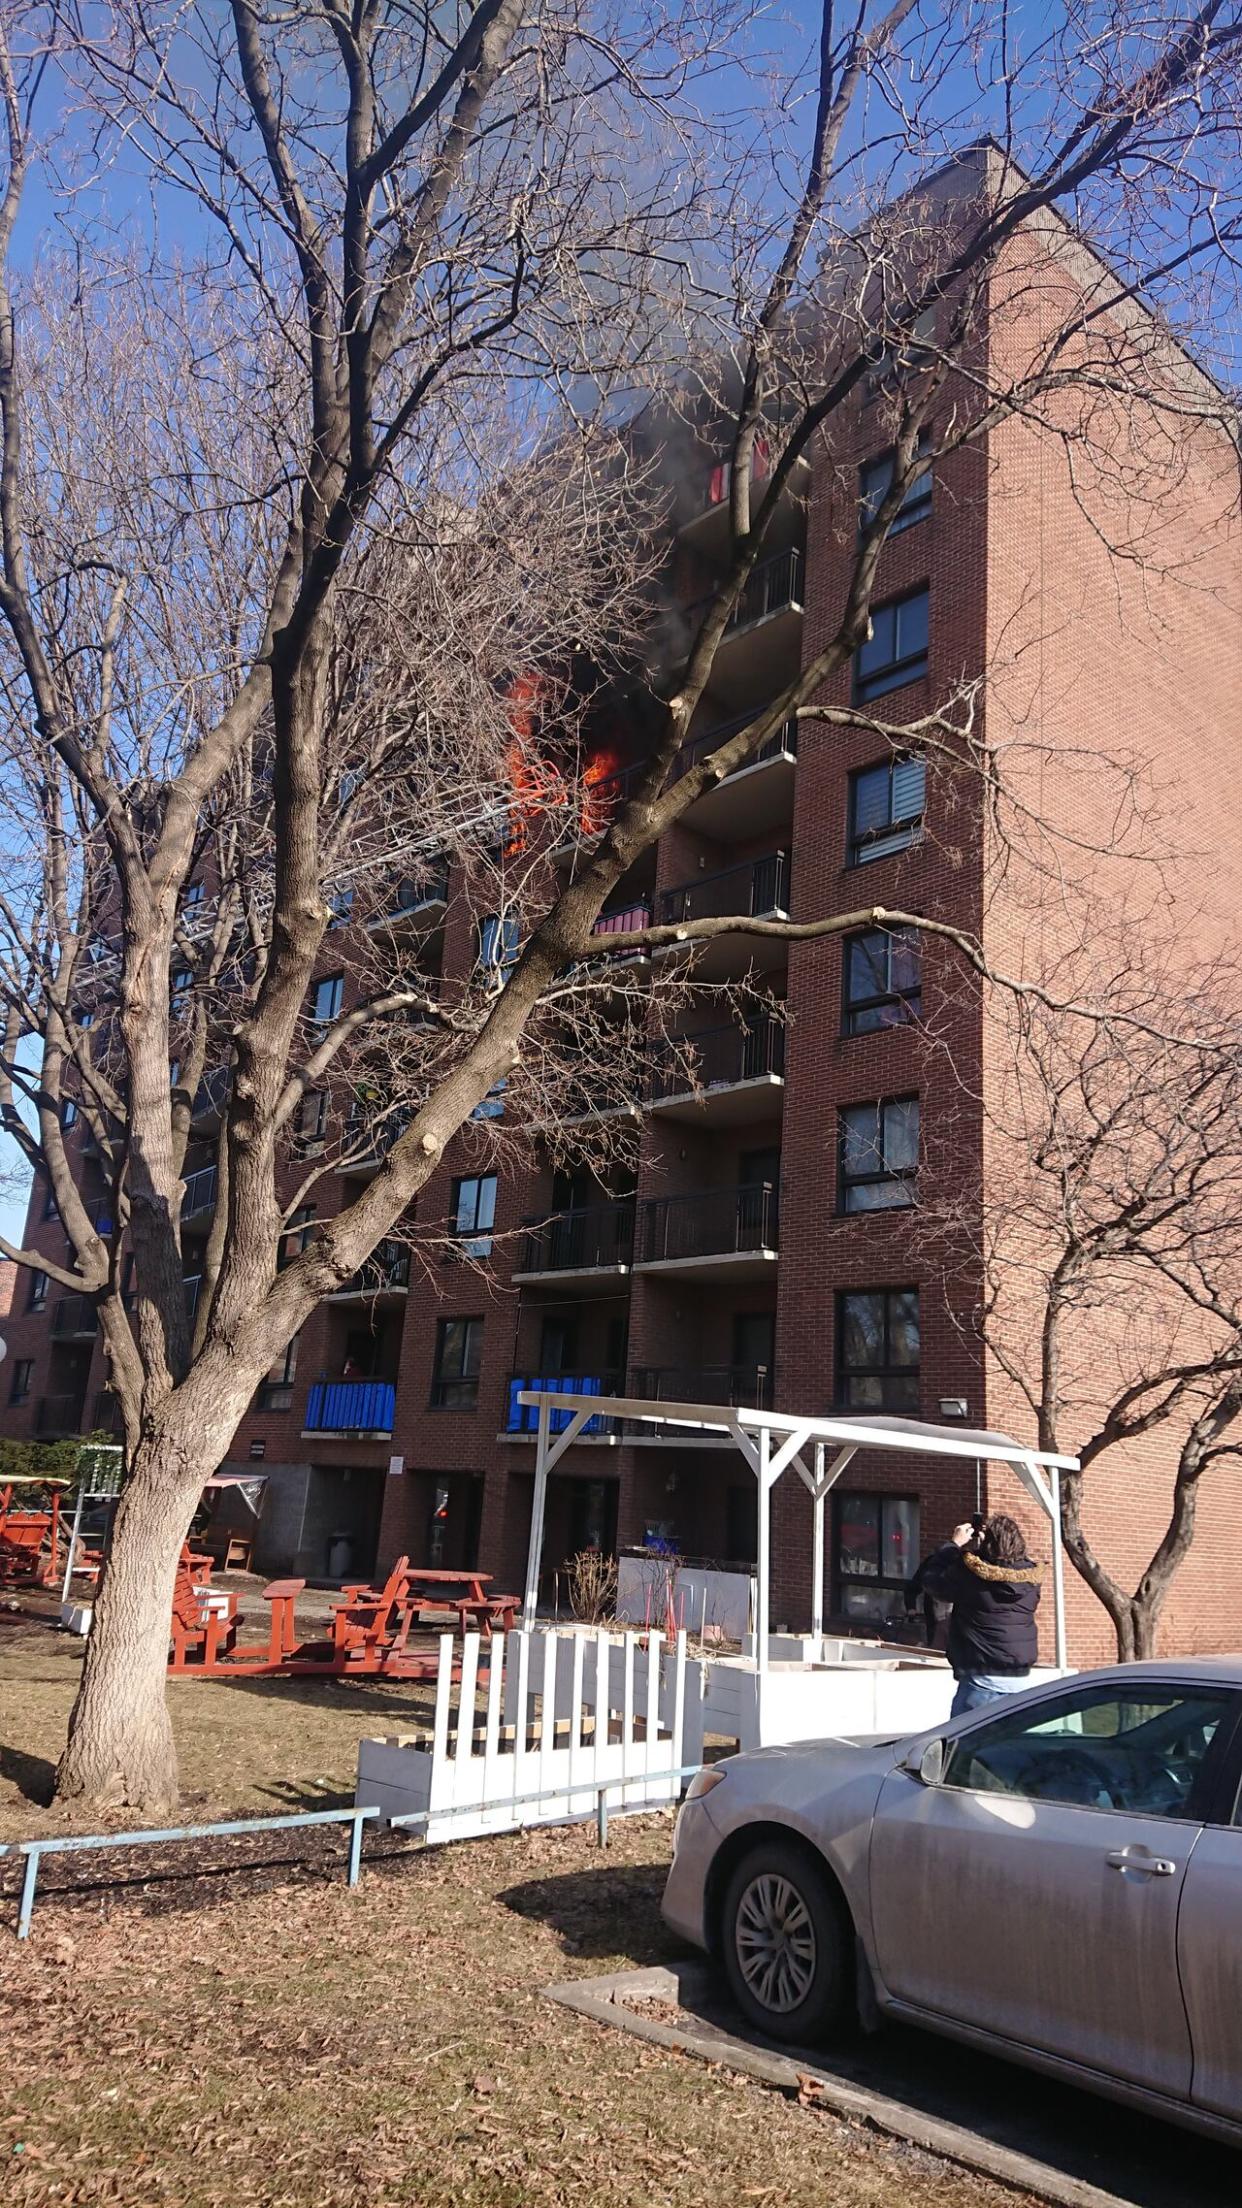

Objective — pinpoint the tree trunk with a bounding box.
[55,1421,222,1812]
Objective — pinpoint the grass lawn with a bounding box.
[1,1598,1033,2208]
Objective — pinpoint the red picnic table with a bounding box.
[336,1564,517,1638]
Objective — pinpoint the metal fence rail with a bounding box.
[1,1802,380,1939]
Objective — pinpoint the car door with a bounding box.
[1177,1712,1242,2124]
[868,1680,1237,2098]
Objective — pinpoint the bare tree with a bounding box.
[0,2,1240,1806]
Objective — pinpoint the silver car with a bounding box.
[663,1658,1242,2145]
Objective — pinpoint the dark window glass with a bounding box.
[843,927,922,1033]
[472,1079,507,1121]
[945,1687,1234,1820]
[848,757,925,865]
[42,1181,58,1222]
[9,1357,34,1403]
[859,439,931,536]
[28,1269,49,1312]
[313,972,344,1024]
[278,1206,315,1270]
[298,1090,329,1144]
[452,1175,497,1257]
[184,881,205,908]
[258,1333,299,1411]
[833,1492,921,1622]
[838,1287,919,1411]
[854,588,929,702]
[171,969,192,1013]
[478,912,521,983]
[327,887,354,928]
[61,1098,78,1130]
[432,1316,484,1408]
[840,1097,919,1211]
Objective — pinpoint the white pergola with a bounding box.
[518,1392,1078,1670]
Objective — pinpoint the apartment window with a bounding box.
[838,1287,920,1411]
[184,881,205,909]
[833,1492,921,1623]
[843,927,922,1034]
[298,1090,329,1147]
[327,886,354,928]
[431,1316,484,1409]
[840,1098,919,1212]
[61,1098,78,1130]
[478,912,520,984]
[472,1079,507,1122]
[9,1357,33,1404]
[171,968,192,1014]
[859,438,931,536]
[259,1334,299,1412]
[865,305,936,392]
[854,588,929,701]
[452,1174,497,1259]
[848,756,925,865]
[312,972,344,1025]
[28,1269,49,1312]
[278,1206,316,1269]
[42,1180,59,1221]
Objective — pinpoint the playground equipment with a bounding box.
[0,1478,67,1588]
[168,1549,519,1679]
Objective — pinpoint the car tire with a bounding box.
[721,1839,853,2044]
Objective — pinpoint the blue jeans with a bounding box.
[951,1672,1031,1718]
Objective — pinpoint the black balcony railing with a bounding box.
[370,861,450,926]
[631,1363,775,1410]
[50,1294,98,1340]
[92,1389,124,1435]
[673,714,798,782]
[517,1203,635,1275]
[638,1181,780,1264]
[647,1016,785,1102]
[334,1242,411,1295]
[505,1372,623,1435]
[343,1108,412,1169]
[725,547,803,632]
[181,1164,218,1220]
[35,1394,87,1436]
[190,1065,230,1123]
[657,851,789,929]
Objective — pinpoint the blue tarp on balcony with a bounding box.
[506,1374,609,1436]
[305,1379,396,1433]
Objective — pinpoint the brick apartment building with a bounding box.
[3,165,1241,1665]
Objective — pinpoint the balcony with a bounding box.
[656,852,789,980]
[702,548,803,704]
[678,449,811,553]
[631,1363,775,1412]
[92,1389,124,1435]
[513,1202,634,1289]
[326,1242,411,1301]
[181,1164,218,1224]
[647,1015,785,1126]
[35,1394,87,1437]
[503,1371,623,1440]
[190,1066,230,1126]
[50,1293,98,1340]
[366,861,449,935]
[636,1181,779,1284]
[671,714,798,840]
[550,760,650,864]
[304,1379,395,1438]
[340,1109,411,1179]
[578,898,653,983]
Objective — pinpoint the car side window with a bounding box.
[941,1687,1235,1820]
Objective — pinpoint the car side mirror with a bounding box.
[901,1737,946,1786]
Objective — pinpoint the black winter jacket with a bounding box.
[915,1542,1041,1677]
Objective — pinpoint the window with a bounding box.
[838,1287,919,1410]
[834,1492,920,1623]
[854,589,929,702]
[171,968,192,1014]
[848,756,925,865]
[327,886,354,929]
[472,1079,507,1122]
[28,1269,49,1312]
[184,881,205,909]
[431,1316,484,1408]
[865,305,936,392]
[42,1180,59,1222]
[452,1174,497,1258]
[9,1357,33,1404]
[278,1206,315,1269]
[478,912,520,984]
[843,927,922,1034]
[259,1334,299,1413]
[297,1090,329,1147]
[943,1685,1235,1821]
[312,972,344,1025]
[61,1098,78,1130]
[840,1097,919,1212]
[859,438,931,536]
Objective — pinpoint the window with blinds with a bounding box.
[848,757,926,865]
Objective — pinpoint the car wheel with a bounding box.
[721,1839,853,2043]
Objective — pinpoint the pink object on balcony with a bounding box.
[592,901,650,938]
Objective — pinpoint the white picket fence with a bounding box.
[357,1627,687,1843]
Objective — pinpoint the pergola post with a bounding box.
[755,1423,771,1708]
[522,1399,553,1628]
[810,1441,826,1643]
[1050,1464,1068,1671]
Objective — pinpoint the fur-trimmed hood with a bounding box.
[962,1550,1040,1588]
